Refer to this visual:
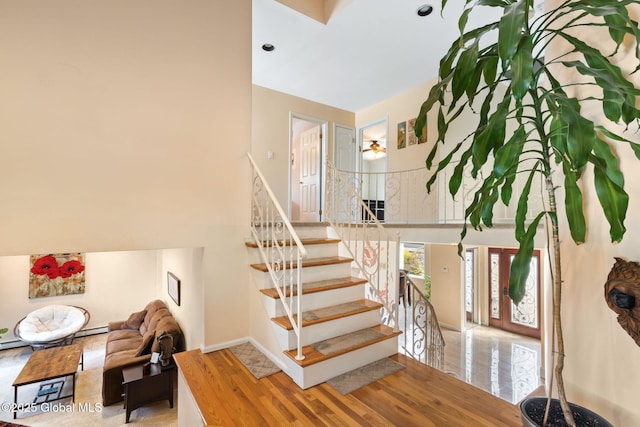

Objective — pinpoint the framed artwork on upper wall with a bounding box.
[408,117,428,145]
[167,271,181,306]
[397,121,406,149]
[29,253,86,298]
[407,118,417,146]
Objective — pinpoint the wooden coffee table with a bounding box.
[12,343,83,419]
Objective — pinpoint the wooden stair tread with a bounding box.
[260,276,367,299]
[272,299,382,330]
[250,256,353,272]
[284,325,401,367]
[245,238,341,248]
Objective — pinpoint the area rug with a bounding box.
[326,358,405,395]
[229,342,281,379]
[302,301,369,322]
[311,328,384,355]
[0,422,31,427]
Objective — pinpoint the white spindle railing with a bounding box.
[339,162,543,224]
[400,275,445,369]
[325,162,400,330]
[327,162,445,368]
[248,153,306,361]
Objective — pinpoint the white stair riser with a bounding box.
[285,226,329,240]
[284,338,399,389]
[245,242,339,264]
[251,224,398,394]
[300,243,340,259]
[275,285,366,316]
[252,226,328,241]
[261,284,367,318]
[252,263,354,289]
[274,310,382,350]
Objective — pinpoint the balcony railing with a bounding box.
[325,162,400,329]
[338,162,543,224]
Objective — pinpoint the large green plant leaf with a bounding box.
[592,137,624,187]
[515,165,540,241]
[593,161,628,243]
[493,126,526,178]
[498,1,528,68]
[559,33,640,123]
[429,0,640,306]
[471,94,511,177]
[426,140,465,192]
[597,127,640,161]
[509,211,545,305]
[563,163,586,244]
[452,41,480,104]
[562,0,640,55]
[415,73,453,142]
[510,34,534,101]
[554,96,595,172]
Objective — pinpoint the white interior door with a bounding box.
[334,124,357,172]
[299,125,321,222]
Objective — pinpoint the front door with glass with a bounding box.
[488,248,541,339]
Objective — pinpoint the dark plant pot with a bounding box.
[519,397,613,427]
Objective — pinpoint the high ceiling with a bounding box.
[252,0,505,112]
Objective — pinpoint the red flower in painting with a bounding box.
[31,255,60,279]
[59,260,85,278]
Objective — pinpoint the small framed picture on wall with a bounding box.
[397,121,406,149]
[167,271,181,306]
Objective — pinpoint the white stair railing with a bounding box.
[401,275,445,369]
[248,153,306,361]
[325,162,400,330]
[337,162,543,224]
[327,162,446,368]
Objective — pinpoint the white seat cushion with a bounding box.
[19,305,86,343]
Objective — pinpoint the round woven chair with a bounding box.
[14,305,90,351]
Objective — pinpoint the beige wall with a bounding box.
[159,247,204,352]
[356,8,640,422]
[252,84,355,205]
[0,250,159,344]
[0,0,252,350]
[547,3,640,423]
[429,244,463,330]
[356,80,435,173]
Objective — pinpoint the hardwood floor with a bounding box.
[177,348,523,426]
[0,325,539,426]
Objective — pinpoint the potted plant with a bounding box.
[415,0,640,425]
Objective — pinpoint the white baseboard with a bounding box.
[201,336,250,353]
[0,326,107,350]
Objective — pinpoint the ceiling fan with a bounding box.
[363,140,387,155]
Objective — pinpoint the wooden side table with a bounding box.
[122,363,174,423]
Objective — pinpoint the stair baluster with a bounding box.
[248,153,306,361]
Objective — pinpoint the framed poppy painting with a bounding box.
[29,253,86,298]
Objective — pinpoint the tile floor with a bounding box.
[398,303,543,404]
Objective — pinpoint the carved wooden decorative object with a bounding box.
[605,257,640,346]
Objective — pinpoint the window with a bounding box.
[400,242,425,278]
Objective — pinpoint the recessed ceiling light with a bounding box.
[262,43,275,52]
[417,4,433,17]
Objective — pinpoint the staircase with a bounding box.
[246,223,401,389]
